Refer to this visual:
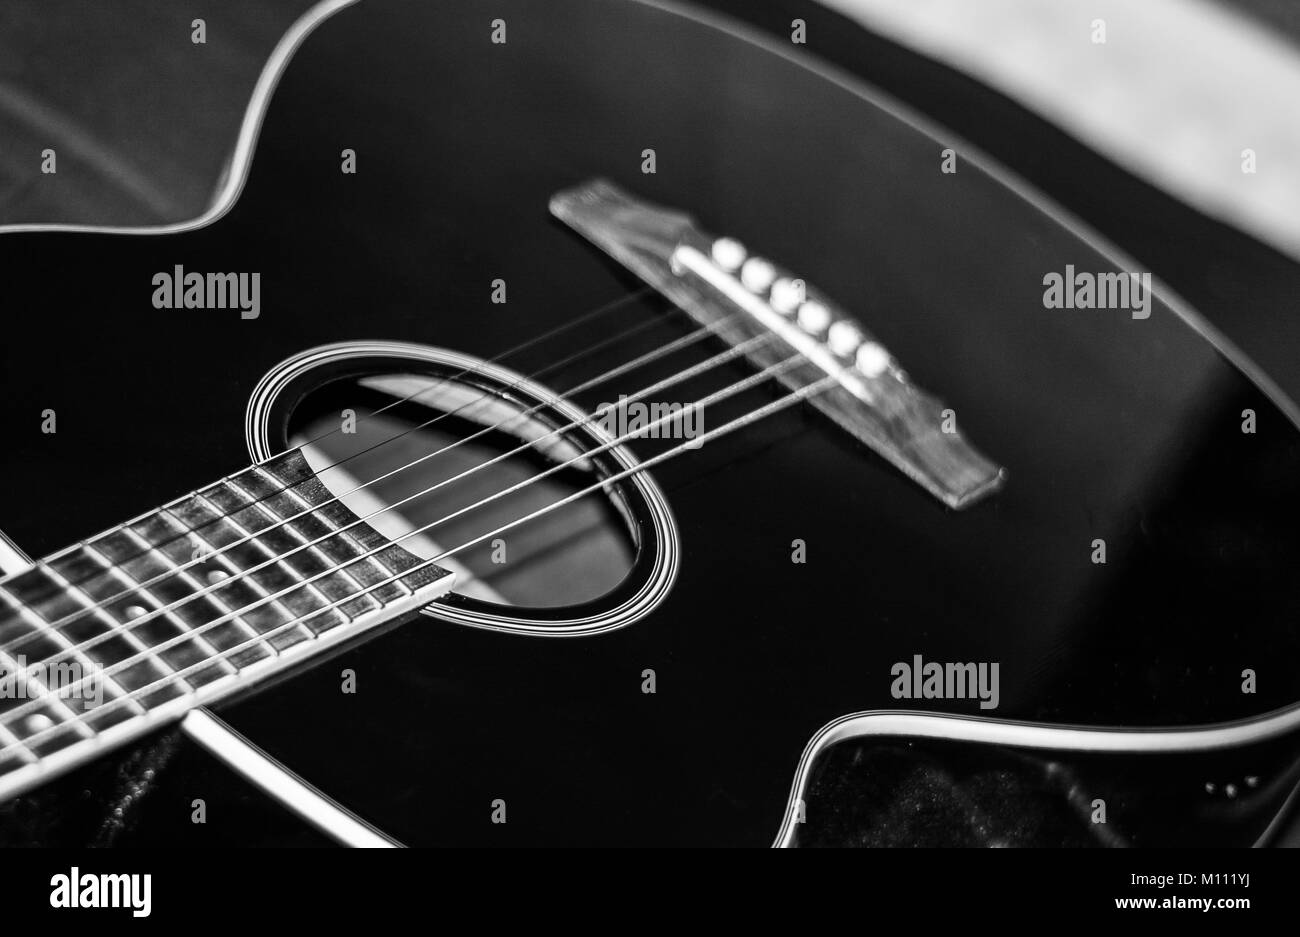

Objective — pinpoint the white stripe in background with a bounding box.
[182,710,399,847]
[820,0,1300,261]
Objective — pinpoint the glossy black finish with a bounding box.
[3,0,1300,845]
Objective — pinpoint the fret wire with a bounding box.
[1,526,425,738]
[243,468,379,600]
[35,565,153,710]
[26,463,273,570]
[225,468,415,611]
[198,544,299,650]
[0,585,105,729]
[81,541,209,696]
[0,459,432,752]
[170,517,284,655]
[117,528,245,676]
[0,718,36,764]
[225,476,352,602]
[130,515,304,666]
[229,471,380,623]
[195,489,348,635]
[225,476,345,603]
[244,469,412,612]
[0,644,93,739]
[170,498,308,651]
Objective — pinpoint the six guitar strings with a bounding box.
[0,291,836,758]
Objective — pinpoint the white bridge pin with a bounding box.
[740,257,777,293]
[827,320,863,358]
[855,341,891,378]
[796,300,831,334]
[710,237,747,272]
[553,179,1006,510]
[769,278,803,314]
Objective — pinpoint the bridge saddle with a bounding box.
[550,178,1006,508]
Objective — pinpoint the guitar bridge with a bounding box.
[550,179,1006,509]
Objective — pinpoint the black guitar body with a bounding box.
[3,0,1300,847]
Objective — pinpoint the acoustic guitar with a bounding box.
[3,0,1299,847]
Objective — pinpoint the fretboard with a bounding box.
[0,450,453,800]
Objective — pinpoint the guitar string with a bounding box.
[0,305,677,650]
[0,371,836,757]
[36,287,651,570]
[0,300,722,644]
[0,322,763,670]
[267,287,655,460]
[0,334,779,690]
[0,332,781,705]
[0,360,825,749]
[0,309,743,657]
[14,288,655,615]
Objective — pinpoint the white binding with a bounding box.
[0,0,361,237]
[0,531,29,578]
[772,707,1300,847]
[182,709,399,847]
[245,341,681,637]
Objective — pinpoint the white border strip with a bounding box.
[0,0,360,236]
[181,709,399,847]
[772,707,1300,847]
[0,531,31,577]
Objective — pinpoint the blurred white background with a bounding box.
[824,0,1300,262]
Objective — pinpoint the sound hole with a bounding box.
[286,370,637,609]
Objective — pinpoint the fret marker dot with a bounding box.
[124,605,147,619]
[25,714,55,733]
[206,569,230,585]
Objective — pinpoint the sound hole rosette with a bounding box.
[245,340,680,636]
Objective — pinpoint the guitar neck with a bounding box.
[0,450,454,800]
